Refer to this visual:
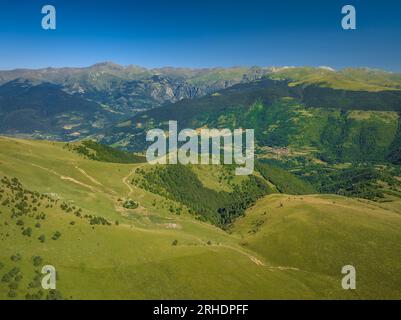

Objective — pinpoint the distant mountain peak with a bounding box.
[89,61,123,69]
[318,66,335,72]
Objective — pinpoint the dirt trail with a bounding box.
[75,166,103,186]
[219,244,300,270]
[31,163,97,191]
[122,164,146,197]
[217,244,265,266]
[268,266,300,271]
[122,170,134,196]
[75,165,118,196]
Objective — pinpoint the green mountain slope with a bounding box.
[230,194,401,299]
[267,67,401,91]
[1,137,400,299]
[103,79,401,163]
[0,80,110,140]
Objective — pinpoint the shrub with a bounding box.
[172,240,178,246]
[8,282,18,290]
[52,231,61,240]
[22,227,32,237]
[7,290,17,298]
[89,216,111,226]
[32,256,43,267]
[25,290,43,300]
[28,272,41,289]
[46,289,63,300]
[122,199,139,209]
[10,254,22,262]
[1,273,12,283]
[9,267,20,276]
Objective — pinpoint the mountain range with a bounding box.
[0,63,274,139]
[1,63,401,145]
[100,70,401,166]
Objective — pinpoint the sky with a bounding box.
[0,0,401,71]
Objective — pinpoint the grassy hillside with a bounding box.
[1,137,401,299]
[0,136,289,299]
[230,194,401,299]
[266,67,401,91]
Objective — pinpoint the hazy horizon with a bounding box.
[1,62,400,74]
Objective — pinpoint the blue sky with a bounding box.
[1,0,401,71]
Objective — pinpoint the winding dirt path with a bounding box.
[122,164,146,197]
[122,170,134,196]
